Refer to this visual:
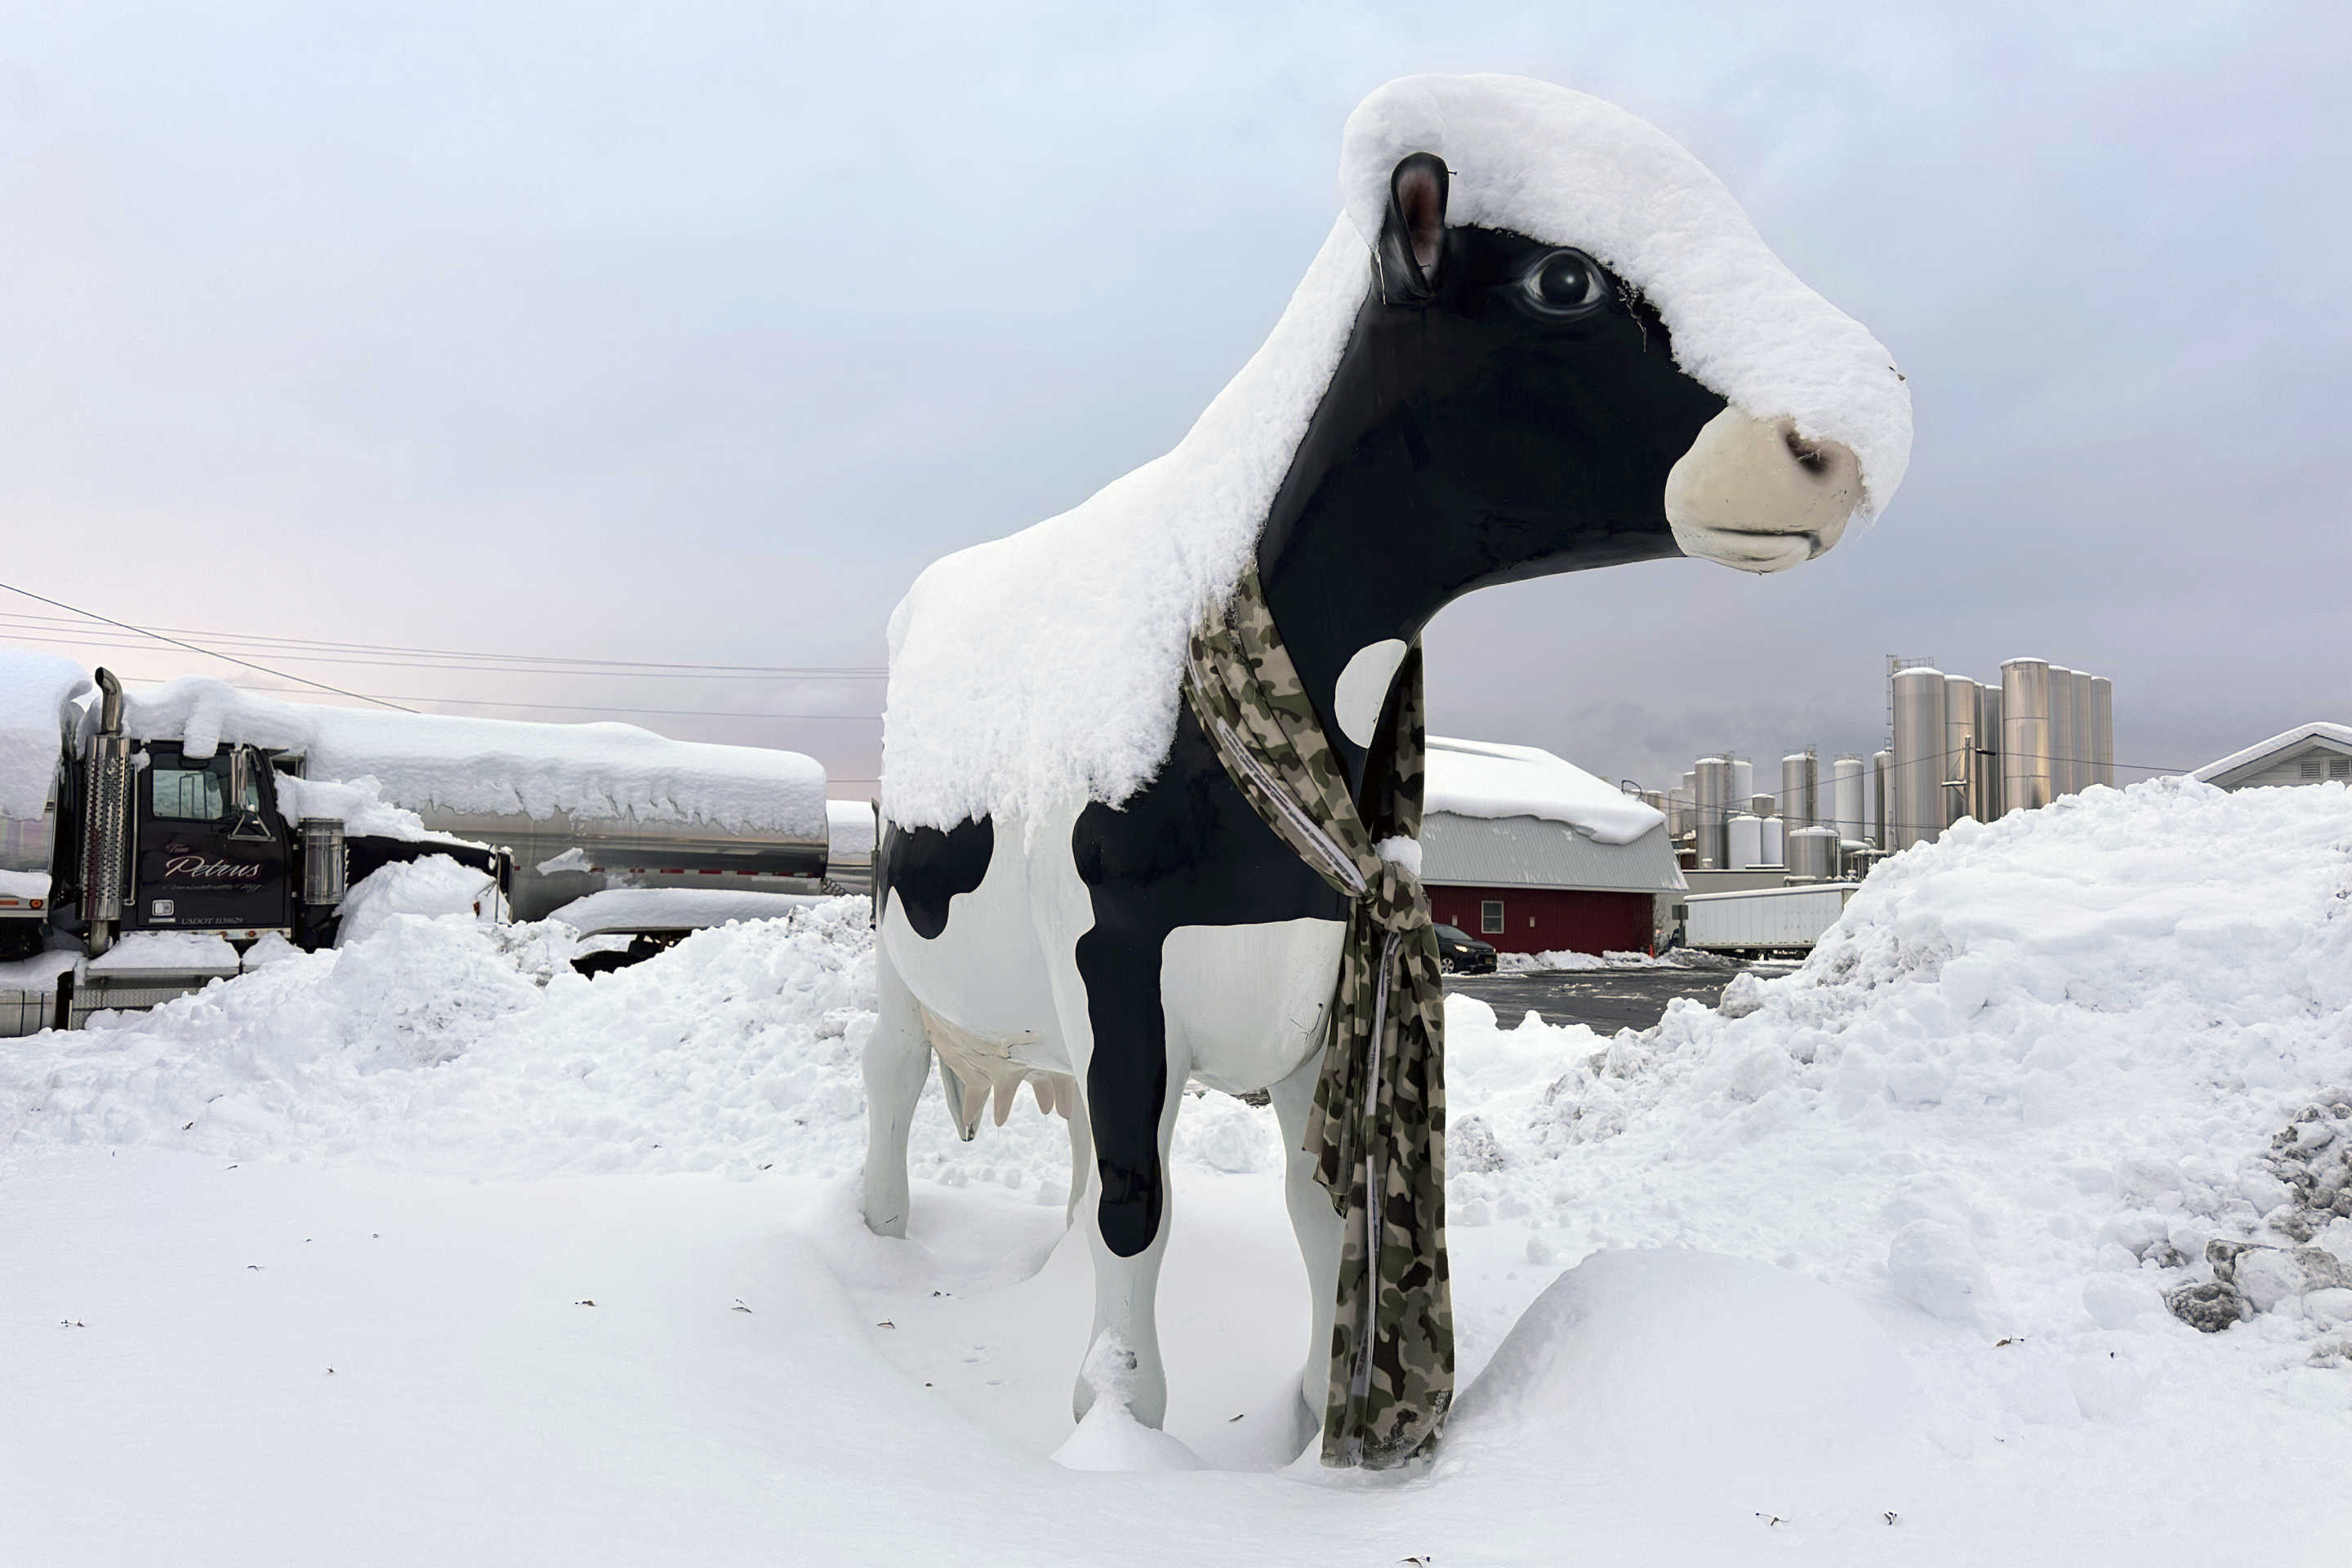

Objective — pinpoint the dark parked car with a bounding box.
[1434,924,1497,974]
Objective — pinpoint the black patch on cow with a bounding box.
[875,816,993,941]
[1071,706,1348,1258]
[1256,225,1728,791]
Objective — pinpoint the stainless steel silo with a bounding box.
[1781,751,1818,831]
[2047,666,2078,796]
[1694,756,1731,871]
[1872,750,1894,849]
[1891,666,1947,849]
[2072,673,2095,794]
[2091,675,2114,786]
[1942,675,1979,826]
[2000,658,2051,813]
[1976,683,2004,821]
[1760,815,1785,866]
[1727,813,1763,870]
[1751,793,1777,819]
[1832,754,1865,842]
[1788,825,1841,881]
[1665,787,1687,840]
[1730,758,1754,809]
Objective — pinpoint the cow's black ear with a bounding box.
[1379,152,1450,302]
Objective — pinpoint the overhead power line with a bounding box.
[100,672,883,724]
[0,581,416,713]
[0,611,884,679]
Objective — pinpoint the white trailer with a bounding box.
[1683,883,1856,956]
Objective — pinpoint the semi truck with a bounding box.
[0,657,836,1032]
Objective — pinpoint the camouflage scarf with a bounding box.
[1181,568,1452,1469]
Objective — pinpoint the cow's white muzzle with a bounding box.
[1664,408,1864,574]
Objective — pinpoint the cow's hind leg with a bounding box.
[1270,1045,1340,1457]
[860,940,931,1239]
[1060,924,1189,1430]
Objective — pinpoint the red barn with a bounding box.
[1421,737,1686,957]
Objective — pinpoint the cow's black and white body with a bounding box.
[862,75,1910,1463]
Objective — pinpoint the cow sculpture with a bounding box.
[861,74,1911,1467]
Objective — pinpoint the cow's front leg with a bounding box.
[1270,1043,1340,1457]
[1064,920,1188,1429]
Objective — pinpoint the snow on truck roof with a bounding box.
[113,676,827,839]
[1425,737,1666,846]
[883,74,1912,831]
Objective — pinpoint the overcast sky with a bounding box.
[3,2,2345,797]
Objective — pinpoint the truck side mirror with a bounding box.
[226,748,273,841]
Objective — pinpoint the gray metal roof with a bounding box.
[1421,812,1687,895]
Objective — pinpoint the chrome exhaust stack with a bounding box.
[79,670,131,956]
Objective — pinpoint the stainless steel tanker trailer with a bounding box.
[0,656,841,1031]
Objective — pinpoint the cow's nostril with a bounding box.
[1783,428,1829,474]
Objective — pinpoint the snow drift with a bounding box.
[1447,777,2352,1355]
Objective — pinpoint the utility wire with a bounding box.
[0,612,884,679]
[0,627,875,680]
[0,580,416,713]
[101,672,883,724]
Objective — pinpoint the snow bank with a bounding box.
[1427,736,1663,844]
[1444,777,2352,1375]
[336,855,500,947]
[0,899,898,1179]
[883,75,1910,832]
[0,893,1263,1197]
[0,649,88,820]
[547,888,833,936]
[116,676,826,837]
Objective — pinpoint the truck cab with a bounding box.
[120,742,296,939]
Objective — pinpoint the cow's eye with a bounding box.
[1521,249,1607,318]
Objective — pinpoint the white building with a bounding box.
[2189,723,2352,791]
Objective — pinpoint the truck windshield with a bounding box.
[151,767,228,822]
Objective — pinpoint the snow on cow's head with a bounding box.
[1340,74,1912,568]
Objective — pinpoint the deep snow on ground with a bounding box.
[5,777,2351,1565]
